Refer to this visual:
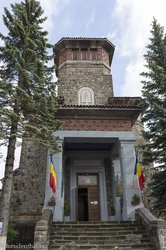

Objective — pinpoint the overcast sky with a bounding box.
[0,0,166,185]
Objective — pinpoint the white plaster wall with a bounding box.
[120,140,143,220]
[43,140,64,221]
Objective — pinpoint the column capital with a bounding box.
[120,139,135,145]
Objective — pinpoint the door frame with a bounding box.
[70,163,108,221]
[77,173,100,221]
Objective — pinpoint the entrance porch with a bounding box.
[43,131,141,222]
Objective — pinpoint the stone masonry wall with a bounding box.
[58,61,113,106]
[62,119,131,131]
[10,139,47,223]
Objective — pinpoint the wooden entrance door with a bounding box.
[77,173,100,221]
[88,186,100,221]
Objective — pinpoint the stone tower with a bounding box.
[54,38,114,105]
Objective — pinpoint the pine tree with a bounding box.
[0,0,59,239]
[141,18,166,212]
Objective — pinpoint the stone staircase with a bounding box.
[48,221,156,250]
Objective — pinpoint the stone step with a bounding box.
[49,222,153,250]
[52,222,141,227]
[49,248,155,250]
[51,237,150,244]
[51,236,149,244]
[50,232,148,238]
[50,230,148,238]
[51,228,146,235]
[53,221,137,224]
[49,247,155,250]
[49,242,154,249]
[52,225,143,230]
[51,226,144,231]
[54,223,139,227]
[50,232,145,238]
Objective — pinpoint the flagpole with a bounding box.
[131,148,137,188]
[50,154,53,197]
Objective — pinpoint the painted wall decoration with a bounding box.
[115,174,123,197]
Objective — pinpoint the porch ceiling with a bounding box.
[64,137,117,151]
[64,142,113,151]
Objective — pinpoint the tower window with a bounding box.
[81,49,88,60]
[91,49,97,60]
[78,87,94,105]
[72,49,79,60]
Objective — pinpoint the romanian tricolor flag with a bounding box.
[134,156,145,191]
[50,156,56,193]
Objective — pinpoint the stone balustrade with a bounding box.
[34,209,53,250]
[136,207,166,250]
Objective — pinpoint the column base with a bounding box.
[53,205,63,221]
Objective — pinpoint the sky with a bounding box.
[0,0,166,184]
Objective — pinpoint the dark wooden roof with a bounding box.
[54,37,115,50]
[53,37,115,66]
[58,96,143,108]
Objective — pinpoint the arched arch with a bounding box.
[78,87,94,105]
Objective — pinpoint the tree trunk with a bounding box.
[0,101,19,238]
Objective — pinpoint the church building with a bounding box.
[44,37,143,222]
[10,37,143,229]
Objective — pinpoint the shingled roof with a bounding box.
[58,96,143,109]
[54,37,115,50]
[56,96,144,125]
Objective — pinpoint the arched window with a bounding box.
[78,87,94,105]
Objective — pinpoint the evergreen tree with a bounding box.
[141,18,166,212]
[0,0,59,238]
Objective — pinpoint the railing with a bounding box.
[136,207,166,250]
[34,209,53,250]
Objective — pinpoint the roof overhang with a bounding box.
[53,37,115,67]
[55,97,144,126]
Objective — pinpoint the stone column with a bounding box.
[43,139,64,221]
[119,140,140,221]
